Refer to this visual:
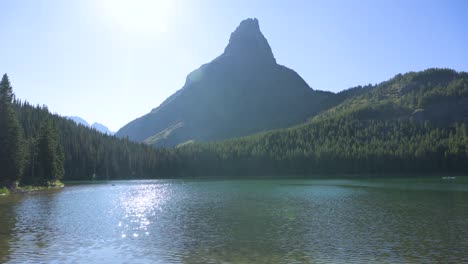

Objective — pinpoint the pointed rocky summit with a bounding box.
[116,18,330,147]
[223,18,276,65]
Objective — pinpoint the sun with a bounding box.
[99,0,173,33]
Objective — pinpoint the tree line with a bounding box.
[176,118,468,176]
[1,70,468,189]
[0,74,185,188]
[0,74,65,187]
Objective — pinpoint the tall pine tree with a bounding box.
[0,74,24,188]
[29,119,64,186]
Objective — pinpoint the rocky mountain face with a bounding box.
[116,18,331,146]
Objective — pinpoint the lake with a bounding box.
[1,178,468,263]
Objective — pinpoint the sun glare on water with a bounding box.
[99,0,174,33]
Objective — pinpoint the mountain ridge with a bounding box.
[66,116,115,135]
[312,68,468,124]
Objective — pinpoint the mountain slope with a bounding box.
[174,69,468,175]
[116,18,331,147]
[314,68,468,123]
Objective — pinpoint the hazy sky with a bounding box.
[1,0,467,131]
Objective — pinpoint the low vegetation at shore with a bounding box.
[0,187,10,196]
[0,181,64,196]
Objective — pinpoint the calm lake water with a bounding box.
[1,178,468,263]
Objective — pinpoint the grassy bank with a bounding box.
[0,187,10,196]
[0,181,64,196]
[16,181,64,192]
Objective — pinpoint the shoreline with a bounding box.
[0,182,64,197]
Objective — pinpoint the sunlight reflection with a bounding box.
[116,182,171,239]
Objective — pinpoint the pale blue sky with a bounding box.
[1,0,467,131]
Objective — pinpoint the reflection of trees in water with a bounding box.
[4,191,61,262]
[0,195,23,263]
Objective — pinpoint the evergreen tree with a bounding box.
[0,74,23,187]
[30,119,64,186]
[21,137,37,186]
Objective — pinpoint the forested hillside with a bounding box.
[14,101,180,181]
[0,74,182,188]
[176,119,468,175]
[2,68,468,187]
[314,68,468,123]
[173,69,468,176]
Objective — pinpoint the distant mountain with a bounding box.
[116,18,331,147]
[91,122,114,135]
[66,116,114,135]
[67,116,89,127]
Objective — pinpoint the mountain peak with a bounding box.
[234,18,260,34]
[116,17,323,147]
[223,18,276,64]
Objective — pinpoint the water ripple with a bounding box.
[0,179,467,263]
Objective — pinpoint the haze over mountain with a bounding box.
[116,18,331,147]
[66,116,115,135]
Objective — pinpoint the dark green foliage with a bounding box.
[13,101,180,181]
[315,68,468,124]
[0,74,23,187]
[175,118,468,176]
[21,120,64,186]
[1,74,179,184]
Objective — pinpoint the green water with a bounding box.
[1,178,467,263]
